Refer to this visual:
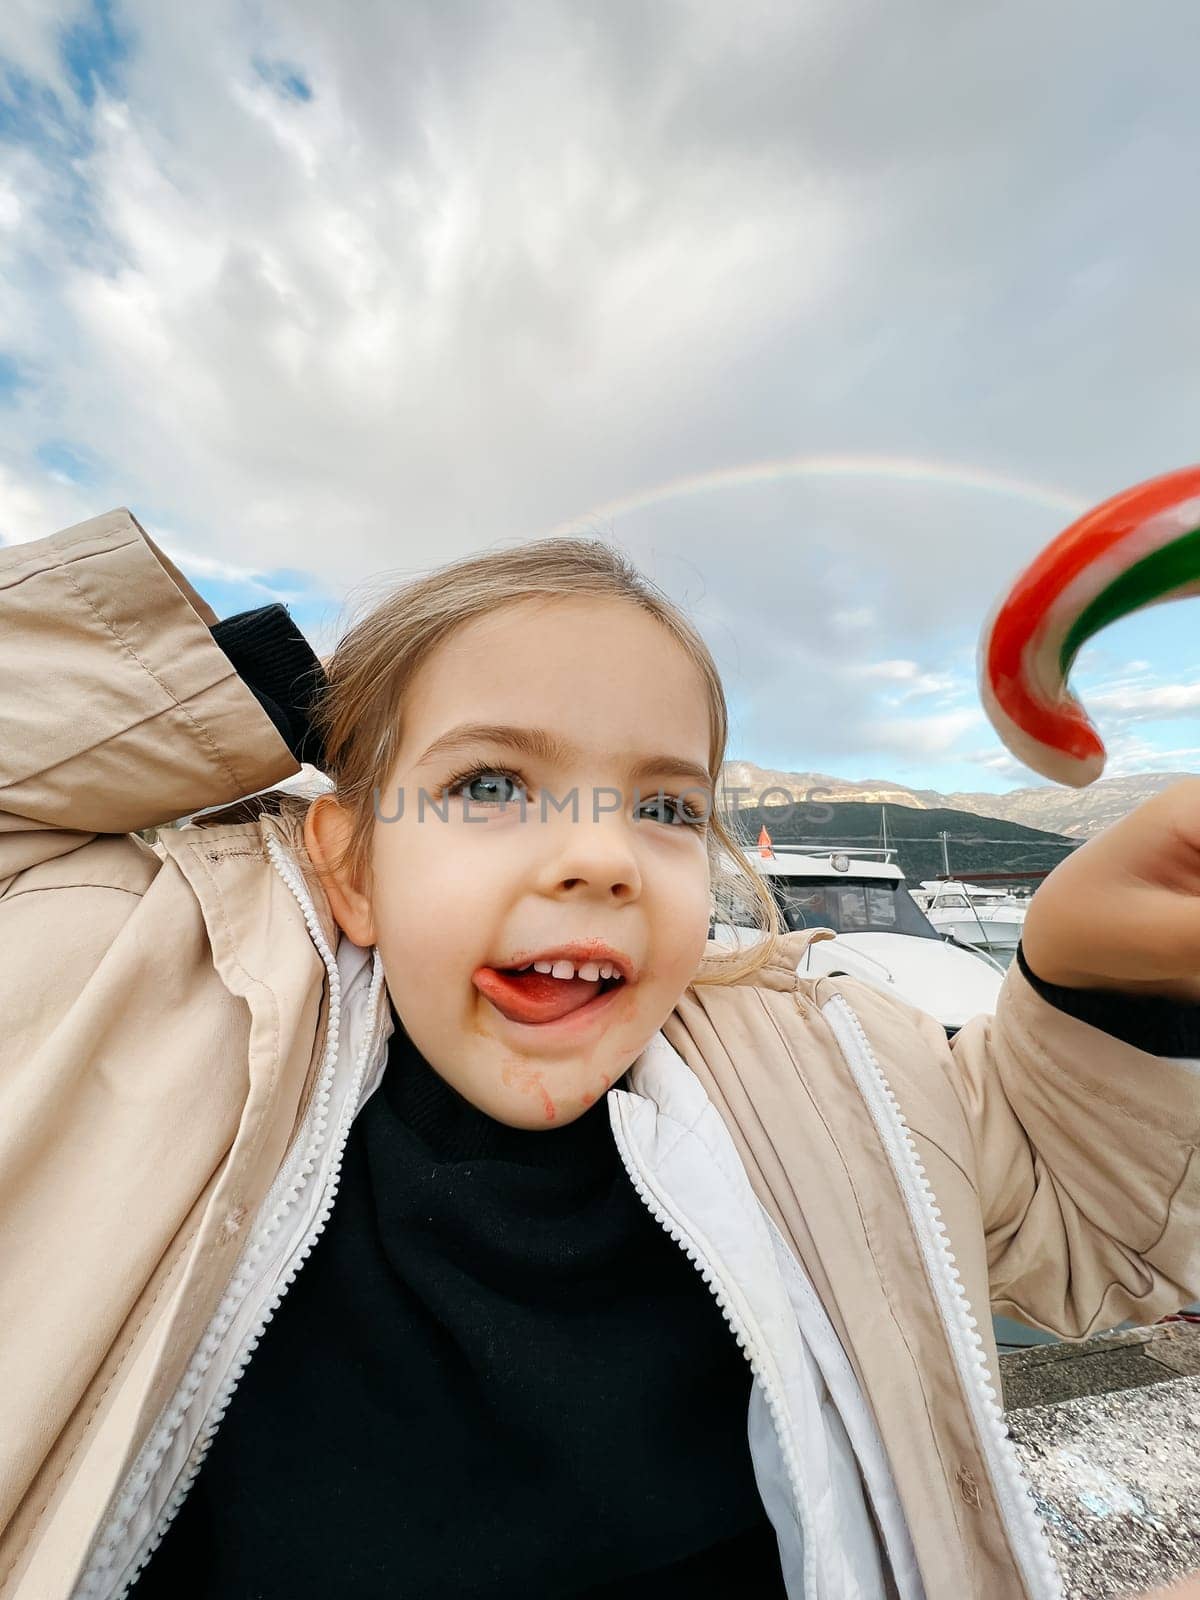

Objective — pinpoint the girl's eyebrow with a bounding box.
[626,753,713,789]
[417,722,571,767]
[416,722,711,788]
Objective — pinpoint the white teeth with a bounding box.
[522,956,624,981]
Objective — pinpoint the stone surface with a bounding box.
[1143,1324,1200,1380]
[1001,1325,1200,1599]
[1001,1326,1164,1412]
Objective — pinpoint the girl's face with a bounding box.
[311,596,714,1129]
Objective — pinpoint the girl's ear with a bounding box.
[303,794,375,946]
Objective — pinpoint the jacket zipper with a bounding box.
[607,1108,818,1600]
[821,993,1064,1600]
[77,837,386,1600]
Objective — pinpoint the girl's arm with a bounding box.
[948,782,1200,1335]
[207,602,326,773]
[1018,946,1200,1058]
[0,507,305,887]
[945,957,1200,1340]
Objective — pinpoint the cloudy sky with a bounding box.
[3,0,1199,794]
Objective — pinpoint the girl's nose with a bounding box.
[539,817,643,903]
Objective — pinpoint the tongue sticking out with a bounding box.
[474,967,605,1024]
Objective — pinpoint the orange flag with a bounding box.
[757,825,774,860]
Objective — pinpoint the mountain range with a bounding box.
[720,762,1189,838]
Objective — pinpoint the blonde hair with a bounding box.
[287,536,781,984]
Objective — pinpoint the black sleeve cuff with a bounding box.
[1017,943,1200,1060]
[210,604,327,771]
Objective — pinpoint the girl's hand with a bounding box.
[1021,778,1200,1002]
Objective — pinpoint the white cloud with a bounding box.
[851,659,964,705]
[0,0,90,92]
[1099,732,1200,775]
[4,1,1200,790]
[831,606,875,630]
[968,748,1031,779]
[854,658,921,681]
[1089,681,1200,720]
[2,0,850,584]
[0,462,94,543]
[895,673,963,703]
[861,708,985,758]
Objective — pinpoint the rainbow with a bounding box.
[546,453,1089,535]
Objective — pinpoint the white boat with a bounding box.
[713,845,1004,1034]
[915,879,1027,966]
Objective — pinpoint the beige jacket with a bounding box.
[1,509,1198,1600]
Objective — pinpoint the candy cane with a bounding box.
[979,465,1200,787]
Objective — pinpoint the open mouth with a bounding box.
[473,955,630,1026]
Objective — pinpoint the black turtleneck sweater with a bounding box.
[138,1018,788,1597]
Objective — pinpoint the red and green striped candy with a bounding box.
[979,465,1200,787]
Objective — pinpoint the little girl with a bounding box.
[1,507,1198,1600]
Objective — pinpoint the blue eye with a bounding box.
[636,792,706,827]
[455,769,525,806]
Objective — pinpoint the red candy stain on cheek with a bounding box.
[579,1074,612,1111]
[501,1061,557,1123]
